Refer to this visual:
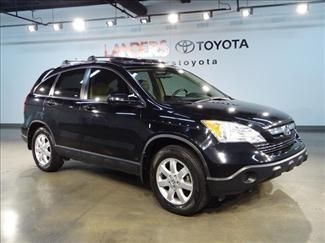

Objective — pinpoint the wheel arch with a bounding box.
[27,120,55,149]
[140,134,210,184]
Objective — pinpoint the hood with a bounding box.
[170,99,293,129]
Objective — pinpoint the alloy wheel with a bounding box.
[156,158,193,205]
[34,134,51,167]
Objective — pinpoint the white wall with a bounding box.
[1,1,324,125]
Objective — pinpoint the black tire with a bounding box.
[150,145,209,216]
[31,127,64,172]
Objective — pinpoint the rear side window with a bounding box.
[88,69,132,101]
[34,75,56,95]
[53,69,85,98]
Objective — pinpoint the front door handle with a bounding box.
[83,104,96,111]
[46,100,57,107]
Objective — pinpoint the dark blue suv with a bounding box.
[22,56,308,215]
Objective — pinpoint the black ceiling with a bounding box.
[0,0,148,16]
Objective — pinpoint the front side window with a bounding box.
[128,67,227,103]
[88,69,132,102]
[53,69,85,98]
[34,75,57,95]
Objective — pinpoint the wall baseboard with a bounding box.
[296,126,325,132]
[0,124,324,132]
[0,123,22,128]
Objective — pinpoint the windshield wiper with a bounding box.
[194,96,230,103]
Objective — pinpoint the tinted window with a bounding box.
[53,69,85,98]
[34,75,56,95]
[88,69,132,101]
[130,71,156,97]
[159,72,198,96]
[128,68,227,103]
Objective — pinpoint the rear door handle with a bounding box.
[46,100,57,107]
[83,104,96,111]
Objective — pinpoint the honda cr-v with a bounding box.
[22,56,308,215]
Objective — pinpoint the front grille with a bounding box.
[255,135,296,155]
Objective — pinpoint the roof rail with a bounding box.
[60,56,166,68]
[87,55,165,65]
[61,59,88,67]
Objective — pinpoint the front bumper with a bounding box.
[207,147,308,196]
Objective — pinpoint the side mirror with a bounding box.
[107,93,144,107]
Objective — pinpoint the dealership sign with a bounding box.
[104,38,249,67]
[175,39,249,54]
[104,40,169,58]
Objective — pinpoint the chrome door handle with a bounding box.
[83,104,96,111]
[46,100,57,106]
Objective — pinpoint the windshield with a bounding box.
[127,67,228,104]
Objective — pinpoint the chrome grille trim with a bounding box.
[255,136,296,154]
[268,122,295,136]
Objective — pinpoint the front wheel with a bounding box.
[150,145,209,216]
[32,127,64,172]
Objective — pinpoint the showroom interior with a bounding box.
[0,0,324,242]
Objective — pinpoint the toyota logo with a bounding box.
[175,40,195,54]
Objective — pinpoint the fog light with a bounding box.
[287,160,295,171]
[243,172,257,184]
[273,165,282,172]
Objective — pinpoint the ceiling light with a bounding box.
[53,23,63,31]
[296,3,309,15]
[140,16,151,24]
[72,18,86,31]
[27,24,38,32]
[203,11,212,20]
[168,13,179,24]
[241,8,253,17]
[106,19,117,27]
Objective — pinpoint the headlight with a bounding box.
[201,120,266,144]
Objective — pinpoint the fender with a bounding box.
[27,120,56,147]
[140,134,211,182]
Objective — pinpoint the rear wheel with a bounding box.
[150,145,209,216]
[32,127,64,172]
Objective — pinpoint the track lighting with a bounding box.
[140,16,151,24]
[22,2,317,34]
[168,13,179,24]
[27,24,38,32]
[106,19,117,27]
[203,11,212,20]
[296,3,309,15]
[241,8,253,17]
[72,18,86,31]
[53,23,63,31]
